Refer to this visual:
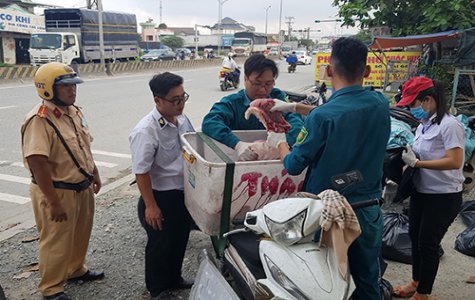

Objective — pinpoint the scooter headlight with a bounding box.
[264,254,311,300]
[264,209,307,246]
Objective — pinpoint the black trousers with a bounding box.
[409,190,462,294]
[137,190,191,297]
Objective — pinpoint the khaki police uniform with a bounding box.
[21,100,95,296]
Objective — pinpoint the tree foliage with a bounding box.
[159,35,184,49]
[333,0,475,36]
[299,39,315,48]
[158,23,168,29]
[352,30,373,45]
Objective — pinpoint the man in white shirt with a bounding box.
[129,72,194,300]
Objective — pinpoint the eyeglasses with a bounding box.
[160,92,189,105]
[247,78,275,89]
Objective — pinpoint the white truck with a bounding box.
[29,8,139,65]
[230,32,267,56]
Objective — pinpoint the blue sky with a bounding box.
[36,0,358,38]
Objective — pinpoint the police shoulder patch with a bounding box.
[36,104,47,118]
[296,127,308,144]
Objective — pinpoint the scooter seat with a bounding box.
[284,90,307,102]
[228,231,265,279]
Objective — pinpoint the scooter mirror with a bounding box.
[245,215,257,225]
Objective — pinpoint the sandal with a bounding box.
[410,293,431,300]
[393,280,418,298]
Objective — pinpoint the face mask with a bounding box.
[410,106,429,120]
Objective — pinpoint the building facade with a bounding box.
[0,1,46,65]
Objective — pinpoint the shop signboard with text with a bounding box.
[314,51,421,88]
[0,8,45,34]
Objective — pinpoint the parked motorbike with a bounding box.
[191,171,382,300]
[284,82,328,107]
[288,62,296,73]
[219,67,241,91]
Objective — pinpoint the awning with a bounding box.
[370,30,461,50]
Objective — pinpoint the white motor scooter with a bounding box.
[191,171,380,300]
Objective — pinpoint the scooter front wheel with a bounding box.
[220,82,226,91]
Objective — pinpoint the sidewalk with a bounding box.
[0,180,212,300]
[0,178,474,299]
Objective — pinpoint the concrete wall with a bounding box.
[1,33,16,65]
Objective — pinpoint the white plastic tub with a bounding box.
[181,130,307,235]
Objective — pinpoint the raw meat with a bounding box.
[249,142,280,160]
[244,98,291,133]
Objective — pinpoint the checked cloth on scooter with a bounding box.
[318,189,361,280]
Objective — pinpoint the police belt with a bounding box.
[32,178,92,192]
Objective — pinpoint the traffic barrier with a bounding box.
[0,57,248,81]
[0,65,38,80]
[76,58,225,76]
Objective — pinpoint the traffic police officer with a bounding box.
[21,62,103,300]
[268,37,390,300]
[129,72,194,300]
[202,53,303,161]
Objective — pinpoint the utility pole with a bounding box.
[264,5,271,36]
[159,0,162,24]
[278,0,283,57]
[86,0,97,9]
[194,24,198,55]
[285,16,294,41]
[217,0,229,56]
[97,0,109,75]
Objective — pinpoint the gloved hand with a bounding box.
[269,99,297,113]
[234,141,258,161]
[266,132,287,148]
[402,144,419,167]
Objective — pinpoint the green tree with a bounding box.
[299,39,315,48]
[352,30,373,45]
[158,23,168,29]
[333,0,475,36]
[160,35,184,49]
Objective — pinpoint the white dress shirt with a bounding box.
[412,113,465,193]
[129,107,194,191]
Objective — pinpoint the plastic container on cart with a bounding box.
[181,130,307,236]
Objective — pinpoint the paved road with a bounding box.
[0,60,316,240]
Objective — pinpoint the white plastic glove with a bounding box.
[266,132,287,148]
[269,99,297,113]
[234,141,258,161]
[402,144,419,167]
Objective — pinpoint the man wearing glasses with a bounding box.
[202,53,303,161]
[129,72,194,300]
